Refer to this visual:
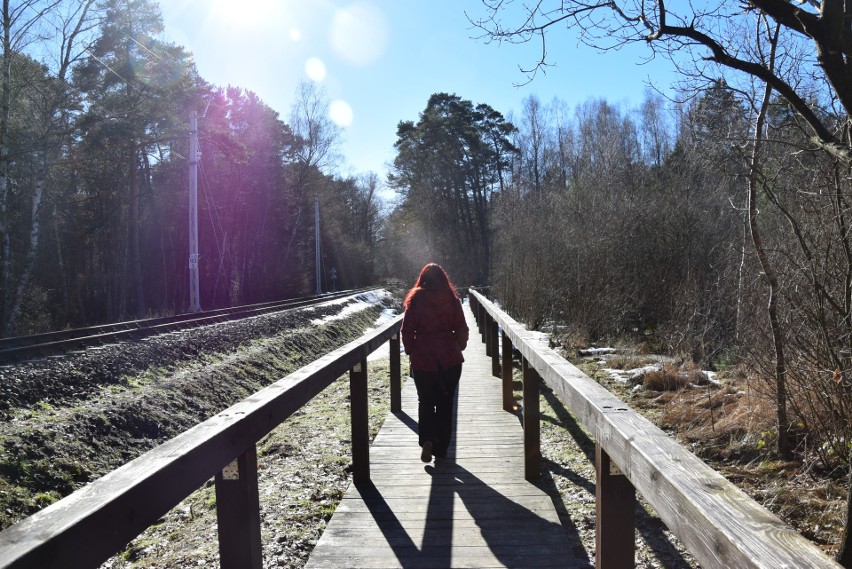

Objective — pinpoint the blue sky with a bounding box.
[159,0,680,180]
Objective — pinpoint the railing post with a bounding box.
[501,331,514,412]
[490,319,500,378]
[390,332,401,413]
[481,312,489,347]
[522,357,541,481]
[485,315,493,356]
[473,295,482,329]
[215,446,262,569]
[470,294,479,328]
[596,445,635,569]
[350,357,370,484]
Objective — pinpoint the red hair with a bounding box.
[403,263,458,309]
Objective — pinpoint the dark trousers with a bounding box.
[412,364,462,457]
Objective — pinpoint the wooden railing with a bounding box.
[0,315,404,569]
[469,289,842,569]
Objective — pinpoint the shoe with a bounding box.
[420,441,433,463]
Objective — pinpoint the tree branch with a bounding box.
[661,22,852,164]
[749,0,852,119]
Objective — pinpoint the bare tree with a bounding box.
[746,18,791,458]
[285,81,342,277]
[471,1,852,164]
[638,89,672,167]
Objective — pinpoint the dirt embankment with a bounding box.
[0,291,399,531]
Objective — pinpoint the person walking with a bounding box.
[401,263,469,462]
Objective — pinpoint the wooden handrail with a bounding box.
[0,315,403,569]
[468,289,841,569]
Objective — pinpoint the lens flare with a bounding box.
[331,2,388,66]
[329,100,353,127]
[305,57,327,82]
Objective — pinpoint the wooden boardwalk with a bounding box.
[305,305,583,569]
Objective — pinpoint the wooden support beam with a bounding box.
[501,331,514,412]
[596,444,635,569]
[481,312,489,348]
[522,358,541,481]
[490,319,500,378]
[390,333,401,413]
[215,446,262,569]
[350,358,370,484]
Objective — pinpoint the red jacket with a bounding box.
[401,289,469,372]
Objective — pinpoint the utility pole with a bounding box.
[188,109,201,312]
[315,195,321,295]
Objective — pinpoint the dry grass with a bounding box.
[604,351,661,371]
[643,362,710,392]
[657,382,776,454]
[588,357,847,556]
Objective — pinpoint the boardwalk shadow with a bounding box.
[356,375,583,568]
[354,479,453,568]
[356,461,584,569]
[392,409,419,434]
[439,462,587,568]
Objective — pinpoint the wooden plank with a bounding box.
[305,303,578,569]
[311,544,573,567]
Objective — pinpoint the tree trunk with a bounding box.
[4,151,45,334]
[748,22,792,459]
[54,205,69,323]
[128,140,145,317]
[0,0,12,331]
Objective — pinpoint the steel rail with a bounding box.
[0,288,378,364]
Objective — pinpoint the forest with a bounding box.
[2,0,852,564]
[1,0,384,337]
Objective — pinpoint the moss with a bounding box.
[32,491,61,508]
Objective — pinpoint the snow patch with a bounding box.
[603,364,660,384]
[579,347,616,356]
[705,371,720,385]
[309,290,393,326]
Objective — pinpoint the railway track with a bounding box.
[0,288,376,364]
